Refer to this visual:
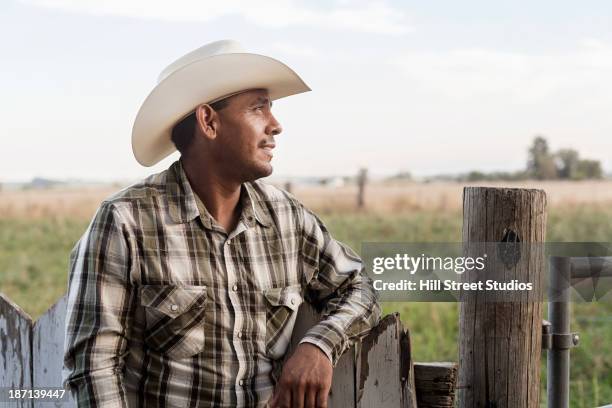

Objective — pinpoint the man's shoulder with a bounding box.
[246,179,303,209]
[246,181,329,234]
[99,168,168,210]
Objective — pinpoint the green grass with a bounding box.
[0,217,87,318]
[1,206,611,405]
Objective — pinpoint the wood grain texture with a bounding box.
[288,303,356,407]
[414,362,457,408]
[290,305,418,407]
[0,292,33,408]
[355,313,417,408]
[32,295,74,407]
[459,187,547,408]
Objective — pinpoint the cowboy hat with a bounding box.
[131,40,311,166]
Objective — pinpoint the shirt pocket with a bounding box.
[140,284,208,359]
[263,285,304,360]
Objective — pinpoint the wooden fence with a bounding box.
[0,292,457,408]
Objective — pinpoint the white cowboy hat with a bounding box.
[131,39,311,167]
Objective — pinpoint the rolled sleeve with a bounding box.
[298,207,381,367]
[63,202,135,407]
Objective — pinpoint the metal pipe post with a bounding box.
[547,256,572,408]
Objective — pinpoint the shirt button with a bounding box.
[226,239,231,245]
[290,298,296,306]
[237,332,243,339]
[232,284,238,292]
[170,304,179,312]
[238,379,244,386]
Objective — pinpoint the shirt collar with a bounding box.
[165,159,200,224]
[242,182,273,228]
[165,159,272,229]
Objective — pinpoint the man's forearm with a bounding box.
[299,270,381,366]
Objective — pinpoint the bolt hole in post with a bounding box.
[498,228,521,269]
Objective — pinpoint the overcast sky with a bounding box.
[1,0,611,182]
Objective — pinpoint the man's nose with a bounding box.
[266,114,283,136]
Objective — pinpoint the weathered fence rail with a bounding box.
[413,362,457,408]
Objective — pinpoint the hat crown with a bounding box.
[157,39,245,83]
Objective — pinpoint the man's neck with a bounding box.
[181,157,242,233]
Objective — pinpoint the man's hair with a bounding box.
[171,97,230,155]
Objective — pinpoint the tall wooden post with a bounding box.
[459,187,547,408]
[357,168,367,209]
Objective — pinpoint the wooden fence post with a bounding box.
[32,295,74,407]
[0,293,33,408]
[355,313,417,408]
[459,187,547,407]
[289,306,417,407]
[357,168,367,209]
[289,302,357,407]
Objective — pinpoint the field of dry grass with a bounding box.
[295,179,612,213]
[1,179,611,220]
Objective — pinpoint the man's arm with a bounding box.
[63,202,135,407]
[297,206,381,366]
[270,205,381,407]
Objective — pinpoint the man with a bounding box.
[63,40,381,408]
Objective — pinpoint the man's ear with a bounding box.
[195,104,218,140]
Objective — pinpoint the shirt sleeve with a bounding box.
[297,206,381,367]
[63,202,135,407]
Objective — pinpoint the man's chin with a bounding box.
[259,164,273,178]
[246,163,273,181]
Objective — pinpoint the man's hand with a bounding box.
[268,343,333,408]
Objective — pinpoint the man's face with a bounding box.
[211,89,282,182]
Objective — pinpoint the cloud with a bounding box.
[20,0,411,35]
[392,39,612,103]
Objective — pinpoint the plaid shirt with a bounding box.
[63,159,381,408]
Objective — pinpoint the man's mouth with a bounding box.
[261,143,276,157]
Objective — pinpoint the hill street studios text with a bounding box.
[369,252,533,299]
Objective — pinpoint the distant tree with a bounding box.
[527,136,558,179]
[576,160,603,180]
[460,170,529,182]
[436,135,605,182]
[466,171,487,182]
[555,148,580,179]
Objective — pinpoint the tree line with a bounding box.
[461,136,603,182]
[527,136,602,180]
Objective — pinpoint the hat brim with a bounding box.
[132,53,311,167]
